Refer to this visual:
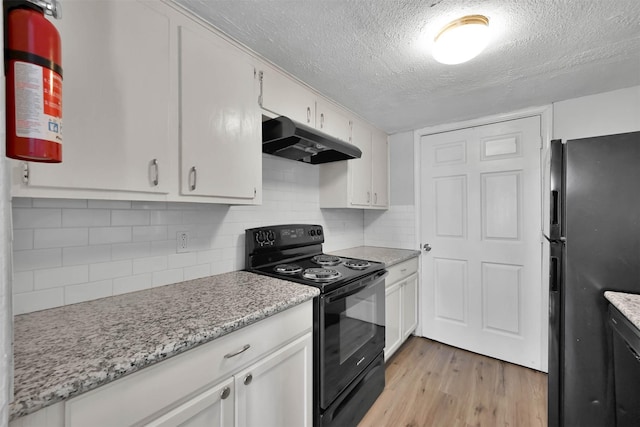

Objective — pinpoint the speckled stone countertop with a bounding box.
[10,271,319,421]
[329,246,420,268]
[605,291,640,330]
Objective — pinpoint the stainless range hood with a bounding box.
[262,116,362,164]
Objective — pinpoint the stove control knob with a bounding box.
[316,228,323,236]
[255,231,264,243]
[309,229,316,236]
[267,230,275,242]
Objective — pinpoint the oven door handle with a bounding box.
[325,270,388,303]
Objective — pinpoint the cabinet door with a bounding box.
[401,273,419,340]
[260,67,316,126]
[180,24,260,199]
[371,129,389,208]
[316,99,352,143]
[144,378,234,427]
[25,0,171,194]
[384,281,402,361]
[350,121,372,206]
[235,333,312,427]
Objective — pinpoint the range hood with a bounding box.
[262,116,362,164]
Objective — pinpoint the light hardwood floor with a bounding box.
[359,336,547,427]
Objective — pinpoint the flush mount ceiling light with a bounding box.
[433,15,490,65]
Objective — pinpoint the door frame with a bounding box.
[413,105,553,372]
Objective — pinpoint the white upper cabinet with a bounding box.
[178,22,260,201]
[315,99,352,143]
[259,66,316,126]
[14,0,172,195]
[371,128,389,207]
[319,119,389,210]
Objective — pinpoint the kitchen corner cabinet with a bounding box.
[319,120,389,209]
[178,21,261,201]
[11,0,172,196]
[259,66,352,143]
[384,258,419,361]
[10,301,313,427]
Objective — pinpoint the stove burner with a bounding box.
[312,255,341,267]
[274,264,303,275]
[302,268,342,282]
[344,259,371,270]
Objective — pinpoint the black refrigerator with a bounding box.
[546,131,640,427]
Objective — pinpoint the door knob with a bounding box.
[423,243,432,252]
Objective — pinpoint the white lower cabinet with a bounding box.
[10,301,312,427]
[384,258,419,361]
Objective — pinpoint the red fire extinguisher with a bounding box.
[5,0,62,162]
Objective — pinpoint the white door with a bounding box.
[420,116,543,370]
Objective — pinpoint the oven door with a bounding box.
[319,270,387,409]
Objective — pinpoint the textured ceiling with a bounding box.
[174,0,640,134]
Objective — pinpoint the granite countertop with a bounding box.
[329,246,420,268]
[604,291,640,330]
[10,271,319,421]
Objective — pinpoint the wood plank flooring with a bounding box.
[359,336,547,427]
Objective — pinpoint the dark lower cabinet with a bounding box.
[609,306,640,427]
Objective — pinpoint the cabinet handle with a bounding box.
[367,191,370,203]
[320,113,324,128]
[401,268,407,273]
[374,192,377,204]
[224,344,250,359]
[189,166,197,191]
[307,107,311,123]
[244,373,253,385]
[150,159,159,187]
[220,386,231,400]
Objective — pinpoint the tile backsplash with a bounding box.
[11,155,366,314]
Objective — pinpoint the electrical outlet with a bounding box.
[177,232,190,253]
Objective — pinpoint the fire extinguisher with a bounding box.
[5,0,62,162]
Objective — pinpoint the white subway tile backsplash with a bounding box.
[88,200,131,209]
[111,242,151,261]
[13,288,64,315]
[13,271,34,294]
[132,225,168,242]
[184,264,211,281]
[32,198,88,209]
[63,245,111,266]
[13,229,33,251]
[65,280,112,305]
[89,227,132,245]
[152,268,183,287]
[62,209,111,227]
[89,260,132,281]
[34,228,88,249]
[113,274,152,295]
[168,252,197,269]
[11,156,371,313]
[13,248,62,272]
[34,265,89,290]
[133,256,168,274]
[13,208,61,229]
[149,210,182,225]
[111,210,150,226]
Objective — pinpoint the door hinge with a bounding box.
[22,162,29,184]
[257,70,264,107]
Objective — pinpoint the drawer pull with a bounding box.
[224,344,250,359]
[220,386,231,400]
[401,268,407,273]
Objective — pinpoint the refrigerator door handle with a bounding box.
[550,256,561,292]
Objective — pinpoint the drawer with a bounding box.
[386,257,419,286]
[65,300,313,427]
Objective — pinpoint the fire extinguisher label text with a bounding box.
[14,61,63,144]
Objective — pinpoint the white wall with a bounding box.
[1,13,11,422]
[554,85,640,140]
[11,154,365,314]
